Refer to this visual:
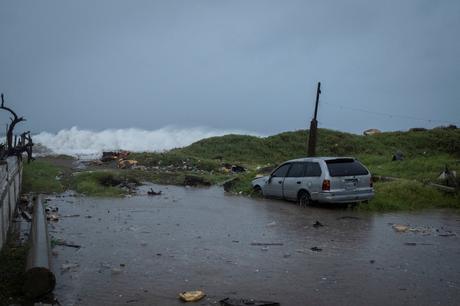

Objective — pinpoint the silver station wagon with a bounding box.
[251,157,374,205]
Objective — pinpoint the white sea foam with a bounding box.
[34,126,261,158]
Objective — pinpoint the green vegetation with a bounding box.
[0,231,28,305]
[70,171,129,197]
[361,180,459,211]
[22,160,64,193]
[22,128,460,210]
[174,128,460,164]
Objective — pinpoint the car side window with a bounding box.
[272,164,291,177]
[306,162,322,177]
[286,163,307,177]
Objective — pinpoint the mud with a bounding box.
[46,185,460,306]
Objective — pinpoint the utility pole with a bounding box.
[307,82,321,157]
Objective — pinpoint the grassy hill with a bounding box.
[174,128,460,163]
[25,127,460,210]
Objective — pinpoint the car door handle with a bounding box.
[278,181,282,184]
[296,181,301,184]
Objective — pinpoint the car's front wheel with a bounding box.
[252,185,262,196]
[298,190,311,207]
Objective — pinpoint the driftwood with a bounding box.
[0,94,34,161]
[428,183,457,193]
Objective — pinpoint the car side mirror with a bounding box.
[268,175,273,183]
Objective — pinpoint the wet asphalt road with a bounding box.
[46,185,460,306]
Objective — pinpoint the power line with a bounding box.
[322,101,460,125]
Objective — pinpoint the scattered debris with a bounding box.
[393,224,410,233]
[179,290,206,302]
[221,163,247,173]
[147,188,162,196]
[337,216,360,220]
[117,159,138,169]
[433,164,459,191]
[61,214,80,218]
[184,175,211,187]
[439,233,456,237]
[219,297,280,306]
[428,183,457,193]
[391,224,435,234]
[231,165,246,173]
[310,246,322,252]
[46,212,59,222]
[266,221,277,227]
[222,177,240,192]
[392,151,404,161]
[54,240,81,248]
[363,128,381,136]
[61,263,79,272]
[250,242,284,246]
[409,127,427,132]
[313,220,324,228]
[101,151,130,162]
[20,209,32,221]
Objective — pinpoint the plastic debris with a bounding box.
[250,242,283,246]
[179,290,206,302]
[313,221,324,228]
[392,224,409,232]
[61,263,79,272]
[147,188,162,196]
[219,297,280,306]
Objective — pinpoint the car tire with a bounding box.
[298,190,311,207]
[253,185,262,196]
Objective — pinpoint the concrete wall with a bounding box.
[0,156,22,251]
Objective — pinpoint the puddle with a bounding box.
[47,185,460,305]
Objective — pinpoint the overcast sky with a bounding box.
[1,0,459,135]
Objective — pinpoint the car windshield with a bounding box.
[326,158,369,177]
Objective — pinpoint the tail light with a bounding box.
[322,179,330,191]
[370,177,373,188]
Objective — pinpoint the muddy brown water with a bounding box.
[46,185,460,306]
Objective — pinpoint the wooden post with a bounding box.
[307,82,321,157]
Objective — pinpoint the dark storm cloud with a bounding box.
[0,0,459,134]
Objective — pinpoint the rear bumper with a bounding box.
[317,189,374,203]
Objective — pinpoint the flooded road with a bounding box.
[47,185,460,306]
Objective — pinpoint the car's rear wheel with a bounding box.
[298,190,311,207]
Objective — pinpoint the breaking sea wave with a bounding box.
[34,126,261,158]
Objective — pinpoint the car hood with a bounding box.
[251,175,269,186]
